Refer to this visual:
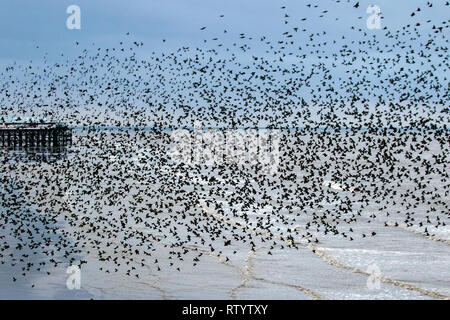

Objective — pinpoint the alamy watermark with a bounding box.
[169,123,280,174]
[366,263,382,290]
[366,5,382,30]
[66,265,81,290]
[66,5,81,30]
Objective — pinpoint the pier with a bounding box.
[0,122,72,151]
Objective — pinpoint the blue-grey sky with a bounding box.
[1,0,448,64]
[0,0,448,129]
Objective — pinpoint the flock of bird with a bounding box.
[0,0,448,292]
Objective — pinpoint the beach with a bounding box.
[0,128,448,299]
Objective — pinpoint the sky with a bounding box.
[0,0,448,128]
[0,0,447,64]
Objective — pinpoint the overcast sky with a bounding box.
[0,0,446,65]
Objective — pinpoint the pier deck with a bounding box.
[0,122,72,150]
